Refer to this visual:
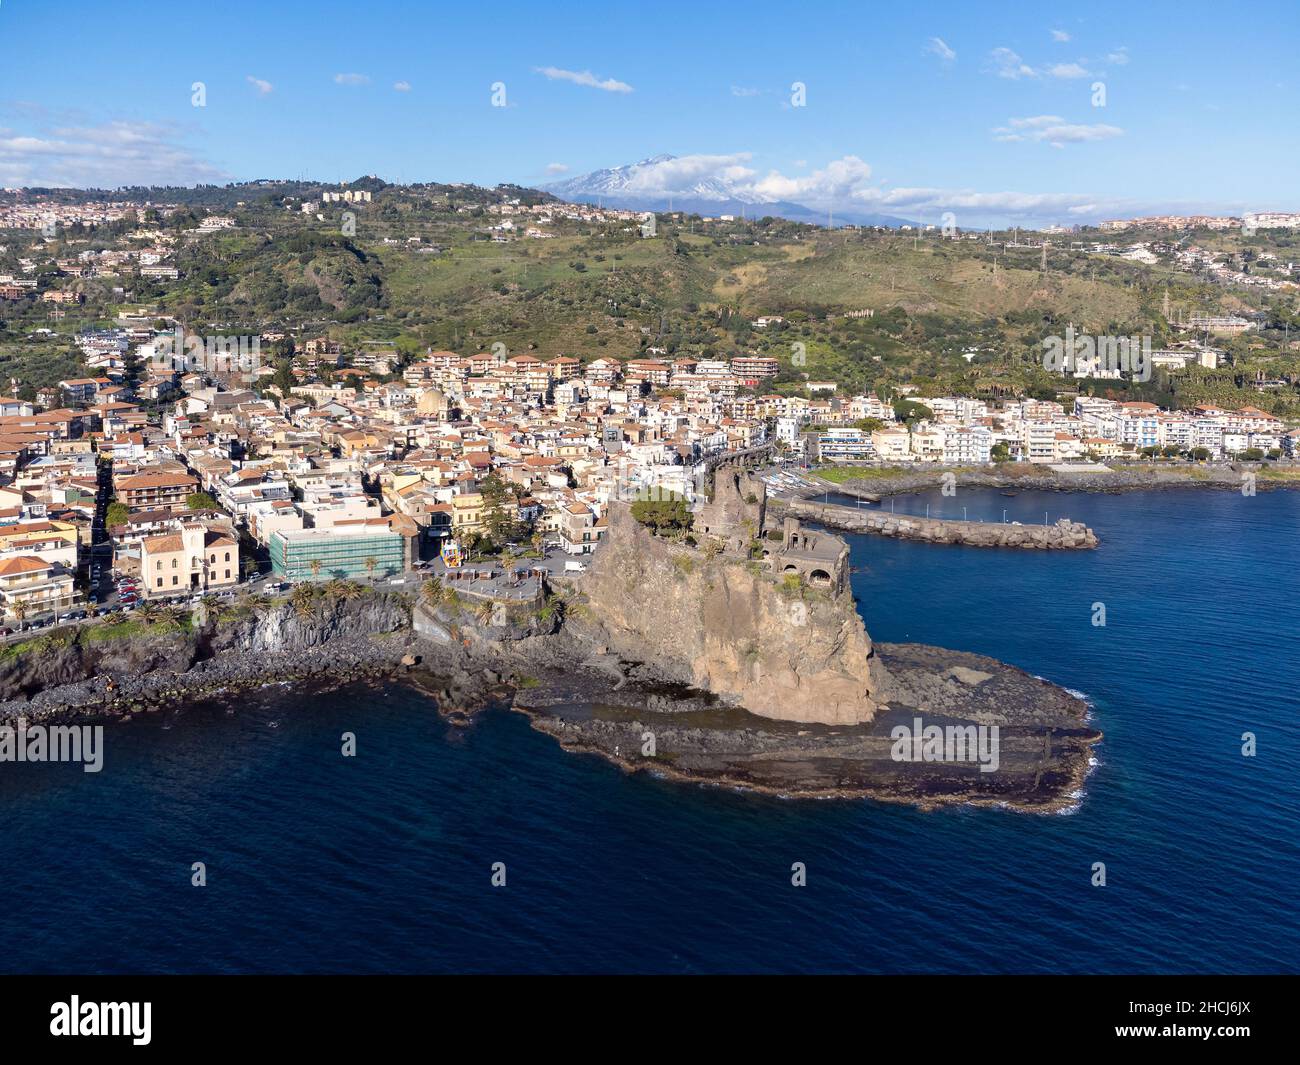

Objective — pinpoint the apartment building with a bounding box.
[269,523,405,582]
[0,555,76,620]
[116,470,199,512]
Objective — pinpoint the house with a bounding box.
[558,502,604,555]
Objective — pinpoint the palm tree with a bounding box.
[420,577,445,606]
[325,578,361,601]
[363,556,378,581]
[12,602,27,631]
[136,601,159,624]
[290,584,317,618]
[308,558,323,582]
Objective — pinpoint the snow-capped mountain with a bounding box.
[544,154,764,205]
[540,154,918,227]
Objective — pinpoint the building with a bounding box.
[0,555,76,619]
[115,470,198,512]
[871,427,912,461]
[140,525,239,598]
[269,524,405,582]
[816,427,875,462]
[558,503,603,555]
[1186,315,1255,335]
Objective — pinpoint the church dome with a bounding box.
[417,387,448,415]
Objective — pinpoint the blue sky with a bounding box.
[1,0,1296,226]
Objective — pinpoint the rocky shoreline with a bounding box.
[0,534,1104,813]
[511,641,1100,813]
[0,604,1101,814]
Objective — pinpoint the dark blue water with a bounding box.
[1,488,1297,974]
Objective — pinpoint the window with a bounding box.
[171,576,178,585]
[171,558,177,568]
[156,560,162,570]
[224,552,230,562]
[157,578,162,588]
[224,570,230,579]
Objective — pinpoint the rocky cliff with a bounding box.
[572,503,883,725]
[0,592,411,712]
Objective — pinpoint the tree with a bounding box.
[991,442,1012,463]
[363,556,378,580]
[308,558,323,581]
[291,584,317,618]
[630,490,692,534]
[325,578,361,601]
[421,577,445,606]
[105,501,129,528]
[480,472,524,547]
[892,399,935,427]
[186,491,217,511]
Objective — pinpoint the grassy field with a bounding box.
[812,465,915,483]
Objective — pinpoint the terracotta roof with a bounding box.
[0,555,50,576]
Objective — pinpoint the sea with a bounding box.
[1,487,1296,973]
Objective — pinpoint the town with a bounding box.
[0,312,1293,632]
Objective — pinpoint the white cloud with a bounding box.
[333,73,370,86]
[730,85,762,97]
[993,114,1124,148]
[535,67,633,93]
[0,119,228,188]
[745,155,875,206]
[1106,47,1130,65]
[619,152,756,195]
[1050,29,1071,42]
[246,76,273,96]
[544,162,569,175]
[393,81,412,92]
[555,150,1242,227]
[926,37,957,63]
[1046,62,1091,79]
[988,47,1038,79]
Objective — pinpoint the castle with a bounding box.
[694,466,848,595]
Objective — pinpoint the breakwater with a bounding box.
[783,499,1098,549]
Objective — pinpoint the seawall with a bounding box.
[781,499,1099,549]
